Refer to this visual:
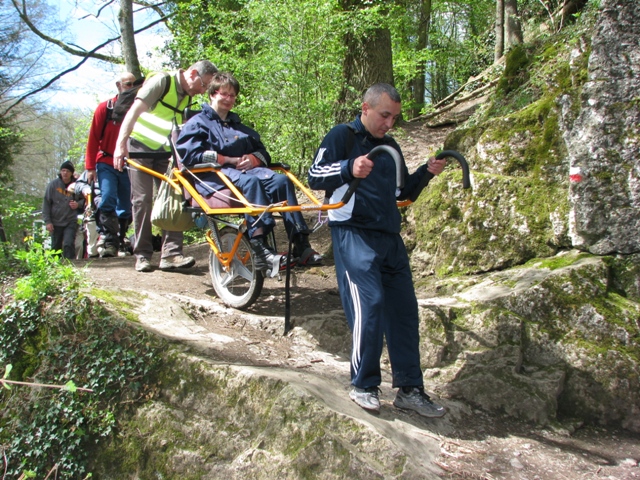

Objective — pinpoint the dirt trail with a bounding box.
[76,122,640,480]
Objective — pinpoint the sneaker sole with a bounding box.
[393,401,446,418]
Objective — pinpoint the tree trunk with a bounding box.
[505,0,523,48]
[118,0,142,78]
[409,0,432,118]
[336,0,394,123]
[494,0,505,61]
[0,215,6,243]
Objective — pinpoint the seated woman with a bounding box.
[175,71,323,273]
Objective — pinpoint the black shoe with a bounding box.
[101,244,117,258]
[250,238,282,277]
[293,233,323,266]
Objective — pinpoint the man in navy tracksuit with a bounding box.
[308,83,447,417]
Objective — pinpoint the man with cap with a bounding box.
[42,160,85,259]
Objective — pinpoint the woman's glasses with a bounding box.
[215,91,237,100]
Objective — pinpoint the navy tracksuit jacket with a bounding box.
[308,115,435,389]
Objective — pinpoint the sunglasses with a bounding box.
[121,81,134,87]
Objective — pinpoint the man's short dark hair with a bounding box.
[363,83,401,106]
[191,60,218,77]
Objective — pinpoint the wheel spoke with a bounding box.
[232,257,254,282]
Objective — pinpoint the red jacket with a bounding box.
[85,96,121,170]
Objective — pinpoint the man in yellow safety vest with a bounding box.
[113,60,217,273]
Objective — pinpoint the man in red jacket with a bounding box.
[85,72,136,257]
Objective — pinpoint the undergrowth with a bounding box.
[0,243,165,478]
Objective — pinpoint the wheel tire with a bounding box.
[209,227,263,309]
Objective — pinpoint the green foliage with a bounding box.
[0,121,23,183]
[167,0,345,171]
[66,115,92,168]
[0,246,164,478]
[183,226,206,245]
[11,241,81,300]
[0,185,42,247]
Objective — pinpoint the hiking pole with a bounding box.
[341,145,404,203]
[409,150,470,202]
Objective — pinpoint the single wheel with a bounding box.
[209,227,263,309]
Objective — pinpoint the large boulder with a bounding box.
[560,0,640,254]
[417,252,640,432]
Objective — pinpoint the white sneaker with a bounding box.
[349,386,381,412]
[135,257,153,273]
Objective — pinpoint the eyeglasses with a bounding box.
[121,81,134,87]
[215,91,237,100]
[196,74,206,90]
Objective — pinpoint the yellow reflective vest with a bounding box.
[131,73,191,151]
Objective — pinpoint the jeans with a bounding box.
[51,223,77,259]
[222,169,310,239]
[96,162,131,219]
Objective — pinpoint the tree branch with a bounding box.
[11,0,119,63]
[1,378,94,393]
[4,3,175,114]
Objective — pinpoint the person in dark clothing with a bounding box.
[42,160,85,259]
[175,72,322,273]
[308,83,447,417]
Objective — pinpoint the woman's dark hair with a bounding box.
[208,72,240,97]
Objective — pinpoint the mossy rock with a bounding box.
[410,171,570,277]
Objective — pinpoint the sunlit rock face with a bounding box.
[561,0,640,255]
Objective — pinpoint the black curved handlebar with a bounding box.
[408,150,471,202]
[340,145,404,204]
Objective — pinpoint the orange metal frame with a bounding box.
[125,158,373,273]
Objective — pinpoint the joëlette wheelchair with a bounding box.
[127,120,470,334]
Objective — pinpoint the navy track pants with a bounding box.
[331,225,424,389]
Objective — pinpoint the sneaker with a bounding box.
[101,244,117,258]
[393,387,446,418]
[349,386,381,412]
[135,256,153,273]
[159,254,196,270]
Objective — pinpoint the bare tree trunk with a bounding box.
[494,0,505,61]
[336,0,394,123]
[505,0,523,48]
[0,215,6,243]
[118,0,142,78]
[409,0,432,118]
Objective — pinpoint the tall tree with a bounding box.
[409,0,432,118]
[336,0,395,123]
[495,0,505,61]
[495,0,523,60]
[505,0,523,47]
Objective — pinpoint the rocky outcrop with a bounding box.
[417,251,640,432]
[414,0,640,277]
[560,0,640,254]
[402,0,640,432]
[89,334,444,479]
